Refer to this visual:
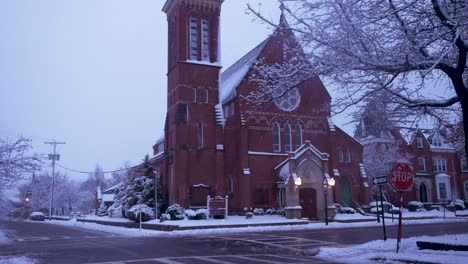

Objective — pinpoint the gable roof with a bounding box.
[219,37,270,104]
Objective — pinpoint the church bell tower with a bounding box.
[162,0,224,208]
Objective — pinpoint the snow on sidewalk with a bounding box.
[46,216,467,237]
[0,256,37,264]
[317,234,468,264]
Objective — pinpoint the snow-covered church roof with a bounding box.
[219,37,270,104]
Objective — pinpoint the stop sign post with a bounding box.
[391,163,414,253]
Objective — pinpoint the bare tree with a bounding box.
[247,0,468,155]
[0,137,43,187]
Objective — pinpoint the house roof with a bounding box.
[219,37,270,104]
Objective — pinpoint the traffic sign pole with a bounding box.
[379,184,387,241]
[397,192,403,253]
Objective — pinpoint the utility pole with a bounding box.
[44,140,66,219]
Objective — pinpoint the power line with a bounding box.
[55,162,140,174]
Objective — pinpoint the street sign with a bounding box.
[390,163,414,191]
[373,176,387,185]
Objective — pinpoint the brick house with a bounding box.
[356,121,468,205]
[149,0,370,220]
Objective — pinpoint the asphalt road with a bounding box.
[0,219,467,264]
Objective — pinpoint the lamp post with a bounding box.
[294,176,302,190]
[323,177,335,225]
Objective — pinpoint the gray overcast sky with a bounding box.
[0,0,350,181]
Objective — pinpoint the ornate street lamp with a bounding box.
[294,176,302,190]
[323,177,335,225]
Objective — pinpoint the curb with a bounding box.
[74,218,310,231]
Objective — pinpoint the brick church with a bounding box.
[150,0,370,220]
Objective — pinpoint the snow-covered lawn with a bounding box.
[337,208,468,221]
[46,216,467,237]
[79,215,132,223]
[317,234,468,264]
[146,215,307,227]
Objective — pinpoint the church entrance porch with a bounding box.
[299,188,317,219]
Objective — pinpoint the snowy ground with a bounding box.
[47,215,467,237]
[0,230,36,263]
[317,234,468,264]
[0,230,9,245]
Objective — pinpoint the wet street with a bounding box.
[0,219,466,264]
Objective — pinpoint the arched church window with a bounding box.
[338,149,344,163]
[346,149,352,163]
[197,121,204,149]
[284,123,292,152]
[189,16,198,60]
[273,123,281,152]
[295,123,303,149]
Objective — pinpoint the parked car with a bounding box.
[75,211,82,217]
[29,212,45,221]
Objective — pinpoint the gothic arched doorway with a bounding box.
[299,188,317,219]
[419,183,428,203]
[340,176,352,207]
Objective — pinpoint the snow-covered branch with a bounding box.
[0,137,43,186]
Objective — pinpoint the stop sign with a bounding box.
[390,163,414,191]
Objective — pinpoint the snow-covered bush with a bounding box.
[213,214,225,219]
[339,207,356,214]
[165,204,185,220]
[128,204,155,223]
[277,208,285,216]
[407,201,424,212]
[160,213,170,222]
[184,209,196,218]
[265,208,276,215]
[245,212,253,219]
[449,199,465,211]
[253,208,264,215]
[107,204,122,218]
[97,202,108,216]
[195,209,208,220]
[389,205,400,214]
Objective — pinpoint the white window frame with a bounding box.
[417,157,426,171]
[295,123,303,149]
[201,18,209,61]
[192,88,197,103]
[435,174,451,201]
[284,123,292,152]
[461,157,468,172]
[197,121,204,149]
[432,136,442,147]
[464,181,468,200]
[338,149,344,163]
[433,158,447,172]
[189,16,198,60]
[417,137,423,148]
[273,123,281,152]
